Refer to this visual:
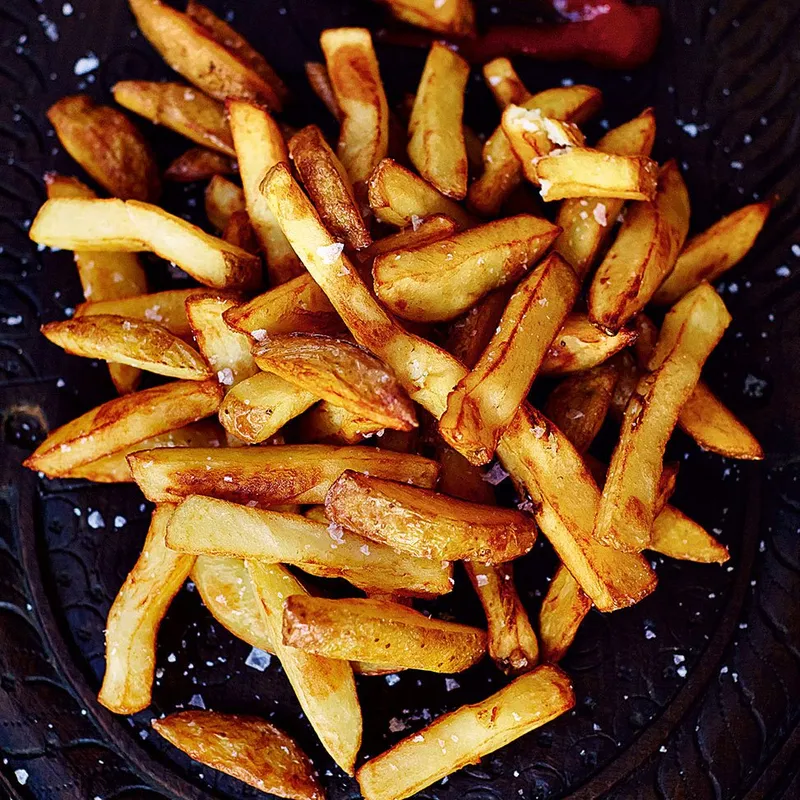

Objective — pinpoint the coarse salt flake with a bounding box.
[245,647,271,671]
[217,367,234,385]
[593,203,607,226]
[87,510,105,529]
[482,462,509,485]
[251,329,267,341]
[74,52,99,75]
[14,769,28,786]
[316,242,344,264]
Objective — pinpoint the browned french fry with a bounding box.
[653,201,770,305]
[305,61,342,121]
[358,214,457,264]
[376,0,475,35]
[538,564,592,664]
[483,57,532,109]
[444,289,510,369]
[47,95,160,202]
[113,81,235,155]
[204,175,245,231]
[24,379,223,477]
[128,0,282,109]
[98,505,194,713]
[649,506,729,564]
[295,401,387,444]
[440,253,579,464]
[164,147,237,183]
[373,214,559,323]
[152,710,321,800]
[357,664,574,800]
[223,209,260,254]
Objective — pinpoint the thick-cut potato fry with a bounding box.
[650,506,729,564]
[289,125,372,250]
[533,149,659,202]
[254,333,417,430]
[128,444,439,505]
[326,470,537,562]
[164,147,237,182]
[483,57,532,109]
[373,214,559,323]
[204,175,245,231]
[653,201,770,304]
[47,95,160,202]
[368,158,475,229]
[440,253,579,464]
[113,81,234,155]
[24,380,222,477]
[320,28,389,188]
[538,564,592,664]
[376,0,475,35]
[247,561,361,774]
[98,505,194,713]
[283,595,485,672]
[29,198,260,290]
[445,289,510,369]
[408,42,469,199]
[296,401,387,444]
[595,284,731,552]
[128,0,282,109]
[152,711,321,800]
[227,99,301,285]
[305,61,342,121]
[358,214,457,263]
[42,315,210,380]
[357,664,574,800]
[223,209,259,254]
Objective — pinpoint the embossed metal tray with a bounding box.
[0,1,798,798]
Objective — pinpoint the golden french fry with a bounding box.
[47,95,160,202]
[538,564,592,664]
[204,175,245,231]
[223,209,259,254]
[483,57,532,109]
[408,42,469,199]
[376,0,475,34]
[113,81,234,155]
[305,61,342,121]
[445,289,510,369]
[254,333,417,430]
[654,201,770,305]
[373,214,559,323]
[295,401,387,445]
[289,125,372,250]
[650,506,729,564]
[595,283,731,552]
[358,214,458,263]
[98,505,194,713]
[440,253,579,464]
[164,147,237,182]
[24,379,223,477]
[320,28,389,188]
[357,664,575,800]
[129,0,282,109]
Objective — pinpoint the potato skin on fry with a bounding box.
[164,147,237,182]
[538,564,592,664]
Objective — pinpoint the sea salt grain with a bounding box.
[385,673,401,686]
[445,678,460,692]
[593,203,607,226]
[14,769,28,786]
[189,694,206,709]
[245,647,271,672]
[217,367,234,385]
[251,329,267,341]
[74,53,99,75]
[316,242,344,264]
[482,462,509,485]
[87,510,105,529]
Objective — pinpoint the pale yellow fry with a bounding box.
[204,175,245,231]
[482,57,532,108]
[377,0,475,35]
[538,564,592,664]
[649,506,730,564]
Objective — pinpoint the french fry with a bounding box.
[289,125,372,250]
[152,711,321,800]
[649,506,729,564]
[41,315,211,380]
[98,505,194,713]
[408,42,469,199]
[128,444,439,505]
[376,0,475,35]
[253,333,417,430]
[326,470,537,562]
[164,147,237,182]
[29,198,261,290]
[357,214,458,263]
[483,57,532,109]
[128,0,282,109]
[373,214,559,323]
[439,253,579,464]
[320,28,389,188]
[113,81,235,155]
[356,664,575,800]
[295,401,387,445]
[24,379,223,477]
[538,564,592,664]
[227,99,301,285]
[283,596,486,672]
[445,289,510,369]
[368,158,476,229]
[246,561,362,774]
[653,201,770,305]
[594,283,731,552]
[223,209,259,254]
[204,175,245,231]
[47,95,160,202]
[305,61,342,121]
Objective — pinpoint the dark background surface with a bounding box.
[0,1,799,798]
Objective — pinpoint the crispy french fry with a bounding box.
[152,710,321,800]
[227,99,301,284]
[483,57,532,109]
[129,0,282,109]
[408,42,469,199]
[98,505,194,713]
[204,175,245,231]
[357,664,575,800]
[376,0,475,35]
[326,470,537,562]
[254,333,417,430]
[164,147,237,182]
[594,283,731,552]
[289,125,372,250]
[358,214,458,263]
[223,209,260,254]
[373,214,559,323]
[113,81,235,155]
[445,289,510,369]
[47,95,160,202]
[653,201,770,304]
[42,315,211,380]
[649,506,729,564]
[24,379,223,477]
[295,401,386,445]
[305,61,342,121]
[320,28,389,188]
[30,198,260,290]
[538,564,592,664]
[440,253,579,464]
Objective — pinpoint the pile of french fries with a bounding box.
[25,1,767,798]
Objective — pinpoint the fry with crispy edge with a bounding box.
[47,95,160,202]
[305,61,342,121]
[358,214,457,263]
[357,664,574,800]
[164,147,237,182]
[483,57,532,109]
[24,379,223,477]
[98,505,194,713]
[538,564,593,664]
[128,0,282,109]
[650,506,729,563]
[29,198,260,290]
[223,209,259,254]
[204,175,245,231]
[376,0,475,35]
[296,401,387,444]
[440,253,579,464]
